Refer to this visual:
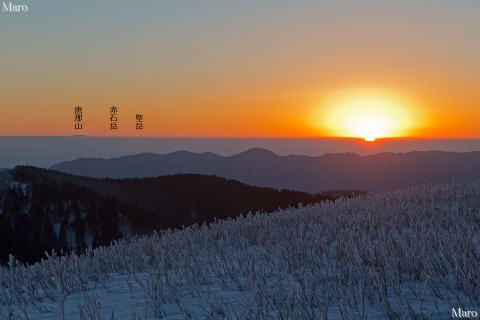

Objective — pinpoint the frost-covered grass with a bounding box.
[1,181,479,319]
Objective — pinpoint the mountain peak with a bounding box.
[232,148,279,158]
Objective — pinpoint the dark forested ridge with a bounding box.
[0,166,339,264]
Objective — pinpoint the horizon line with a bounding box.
[2,135,480,141]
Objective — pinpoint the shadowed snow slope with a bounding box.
[1,181,479,319]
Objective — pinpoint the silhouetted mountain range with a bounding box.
[0,166,336,264]
[51,149,480,192]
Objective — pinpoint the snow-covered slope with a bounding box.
[1,181,479,319]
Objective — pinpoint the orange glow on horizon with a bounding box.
[308,88,428,140]
[1,2,479,139]
[1,86,479,139]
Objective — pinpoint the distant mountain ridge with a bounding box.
[51,149,480,192]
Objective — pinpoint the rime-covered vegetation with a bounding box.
[1,181,479,319]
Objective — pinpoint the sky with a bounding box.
[0,1,479,138]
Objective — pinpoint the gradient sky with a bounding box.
[1,1,479,137]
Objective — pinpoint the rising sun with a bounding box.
[319,89,416,141]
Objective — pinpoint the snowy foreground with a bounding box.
[1,182,479,319]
